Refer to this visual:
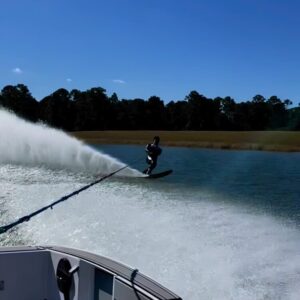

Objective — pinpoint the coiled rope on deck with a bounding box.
[0,164,129,235]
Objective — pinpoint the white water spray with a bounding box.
[0,109,141,176]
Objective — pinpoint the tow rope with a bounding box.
[0,164,128,235]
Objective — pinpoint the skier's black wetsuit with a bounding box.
[143,143,162,174]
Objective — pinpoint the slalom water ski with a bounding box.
[144,169,173,179]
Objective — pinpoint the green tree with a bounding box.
[146,96,166,129]
[74,87,111,130]
[218,96,236,130]
[166,100,188,130]
[266,96,289,129]
[39,88,74,130]
[1,84,38,121]
[249,94,270,130]
[185,91,220,130]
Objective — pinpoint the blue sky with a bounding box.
[1,0,300,103]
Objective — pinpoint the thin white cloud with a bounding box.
[12,67,23,74]
[113,79,126,84]
[66,78,72,82]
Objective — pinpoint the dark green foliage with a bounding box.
[249,95,269,130]
[39,88,75,130]
[146,96,166,129]
[287,106,300,130]
[266,96,288,129]
[0,84,38,121]
[0,83,299,131]
[218,96,236,130]
[73,87,110,130]
[184,91,221,130]
[115,98,148,129]
[166,101,188,130]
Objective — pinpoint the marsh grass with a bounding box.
[70,131,300,152]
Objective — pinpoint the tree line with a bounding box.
[1,83,300,131]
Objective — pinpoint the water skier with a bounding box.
[143,136,162,175]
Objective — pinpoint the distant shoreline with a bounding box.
[70,131,300,152]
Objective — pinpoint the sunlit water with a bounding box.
[1,109,300,299]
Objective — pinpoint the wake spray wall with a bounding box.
[0,109,141,176]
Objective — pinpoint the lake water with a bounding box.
[1,110,300,299]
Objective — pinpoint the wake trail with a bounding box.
[0,109,142,177]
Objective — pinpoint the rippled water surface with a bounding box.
[1,142,300,300]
